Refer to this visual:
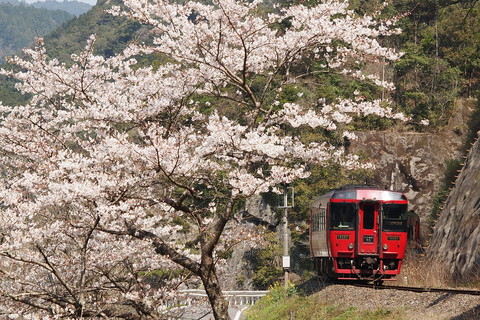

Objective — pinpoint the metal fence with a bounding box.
[180,289,269,306]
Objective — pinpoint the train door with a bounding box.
[357,201,380,255]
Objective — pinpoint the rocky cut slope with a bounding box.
[347,99,476,241]
[427,131,480,281]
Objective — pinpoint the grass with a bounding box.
[244,283,403,320]
[394,253,453,288]
[394,251,479,289]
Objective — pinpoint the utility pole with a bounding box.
[381,57,385,101]
[279,184,294,288]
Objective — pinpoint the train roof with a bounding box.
[311,185,407,207]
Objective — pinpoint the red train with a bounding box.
[309,185,418,284]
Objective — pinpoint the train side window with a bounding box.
[363,204,375,229]
[312,212,319,231]
[319,208,326,231]
[330,203,356,230]
[312,208,326,232]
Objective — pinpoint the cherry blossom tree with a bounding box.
[0,0,406,318]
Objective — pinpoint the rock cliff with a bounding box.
[348,130,464,240]
[427,132,480,280]
[347,98,475,241]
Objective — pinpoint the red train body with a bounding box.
[309,185,416,283]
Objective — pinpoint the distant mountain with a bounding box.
[0,3,74,60]
[0,0,142,106]
[0,0,22,4]
[0,0,91,16]
[31,0,92,16]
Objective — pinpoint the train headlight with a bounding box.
[382,244,388,251]
[348,243,354,250]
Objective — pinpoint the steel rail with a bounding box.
[350,283,480,296]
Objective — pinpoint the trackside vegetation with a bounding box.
[245,283,402,320]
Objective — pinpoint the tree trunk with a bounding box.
[200,254,230,320]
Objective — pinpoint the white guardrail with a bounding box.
[180,289,269,306]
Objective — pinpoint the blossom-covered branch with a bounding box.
[0,0,406,318]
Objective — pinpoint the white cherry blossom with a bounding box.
[0,0,406,318]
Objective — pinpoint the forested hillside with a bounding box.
[4,0,477,125]
[42,0,141,61]
[0,0,478,115]
[0,3,73,60]
[391,0,480,127]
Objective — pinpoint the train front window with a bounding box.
[363,204,375,229]
[330,203,356,230]
[382,203,407,232]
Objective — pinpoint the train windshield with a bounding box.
[330,203,356,230]
[382,203,408,231]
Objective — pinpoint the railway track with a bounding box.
[351,283,480,296]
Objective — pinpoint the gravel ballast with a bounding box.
[313,284,480,320]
